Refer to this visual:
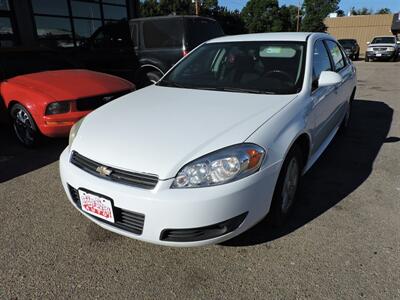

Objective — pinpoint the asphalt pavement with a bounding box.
[0,61,399,299]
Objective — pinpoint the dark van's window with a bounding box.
[186,19,224,49]
[143,19,183,49]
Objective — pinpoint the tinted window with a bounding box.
[338,39,356,47]
[103,4,127,20]
[186,19,224,49]
[91,23,131,48]
[74,19,102,42]
[372,37,395,44]
[160,41,306,95]
[31,0,69,16]
[325,40,346,71]
[143,19,183,48]
[313,40,332,82]
[35,16,74,48]
[2,52,77,79]
[71,1,101,18]
[0,16,15,47]
[0,0,9,10]
[103,0,126,4]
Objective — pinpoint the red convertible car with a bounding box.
[0,49,135,147]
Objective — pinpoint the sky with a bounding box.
[219,0,400,13]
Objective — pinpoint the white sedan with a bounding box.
[60,32,356,247]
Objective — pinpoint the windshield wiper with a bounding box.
[157,80,186,88]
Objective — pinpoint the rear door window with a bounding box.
[142,19,183,49]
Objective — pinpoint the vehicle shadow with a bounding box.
[0,121,67,183]
[223,99,395,247]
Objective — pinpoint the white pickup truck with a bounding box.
[365,35,400,62]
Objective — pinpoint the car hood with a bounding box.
[72,86,297,179]
[7,69,133,100]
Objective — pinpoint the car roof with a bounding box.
[207,32,328,43]
[372,35,396,38]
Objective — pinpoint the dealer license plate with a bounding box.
[79,190,115,223]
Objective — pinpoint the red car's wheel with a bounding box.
[10,103,40,147]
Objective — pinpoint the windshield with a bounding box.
[371,37,395,44]
[339,40,356,47]
[158,41,306,95]
[2,51,78,79]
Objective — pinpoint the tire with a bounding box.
[355,52,359,60]
[391,54,397,62]
[364,56,369,62]
[10,103,40,147]
[270,145,303,227]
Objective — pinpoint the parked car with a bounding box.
[365,35,399,62]
[0,48,135,147]
[70,16,224,87]
[60,32,357,247]
[338,39,360,60]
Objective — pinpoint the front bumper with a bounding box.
[59,147,282,247]
[366,51,395,59]
[40,111,89,137]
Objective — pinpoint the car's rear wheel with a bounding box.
[270,146,303,226]
[10,103,40,147]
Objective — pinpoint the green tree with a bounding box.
[139,0,160,17]
[350,7,372,15]
[376,8,391,15]
[301,0,340,32]
[241,0,283,33]
[279,5,300,32]
[159,0,193,15]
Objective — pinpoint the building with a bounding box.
[324,14,396,54]
[0,0,138,48]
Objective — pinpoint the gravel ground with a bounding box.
[1,61,399,299]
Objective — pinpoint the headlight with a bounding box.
[387,47,395,51]
[172,143,266,188]
[68,118,84,145]
[367,47,373,51]
[45,101,71,115]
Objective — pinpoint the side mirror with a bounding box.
[318,71,343,87]
[366,41,370,45]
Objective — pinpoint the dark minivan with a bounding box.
[73,16,224,87]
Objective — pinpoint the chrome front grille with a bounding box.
[70,151,159,190]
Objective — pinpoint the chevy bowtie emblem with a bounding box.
[96,166,112,176]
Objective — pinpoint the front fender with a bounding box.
[246,96,313,171]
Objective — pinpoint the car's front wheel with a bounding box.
[270,145,303,226]
[10,103,40,147]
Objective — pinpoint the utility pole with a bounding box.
[195,0,200,16]
[296,0,302,32]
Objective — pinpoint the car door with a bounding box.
[324,40,354,129]
[309,39,338,155]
